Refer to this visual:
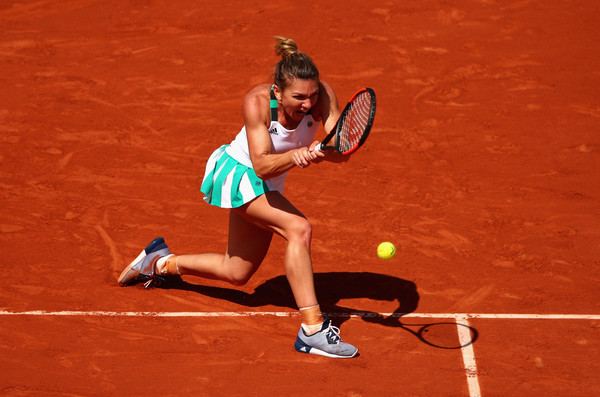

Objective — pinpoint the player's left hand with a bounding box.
[293,142,325,168]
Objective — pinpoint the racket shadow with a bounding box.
[160,271,477,349]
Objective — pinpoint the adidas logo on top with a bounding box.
[269,127,279,135]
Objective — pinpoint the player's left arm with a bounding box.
[314,81,341,133]
[310,81,348,163]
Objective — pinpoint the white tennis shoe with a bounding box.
[118,237,171,288]
[294,318,359,358]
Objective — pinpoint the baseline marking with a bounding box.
[1,310,599,319]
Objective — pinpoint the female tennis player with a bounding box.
[118,37,358,358]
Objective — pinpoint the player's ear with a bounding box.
[273,84,283,102]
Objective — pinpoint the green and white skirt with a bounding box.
[200,145,271,208]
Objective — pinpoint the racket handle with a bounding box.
[314,142,323,152]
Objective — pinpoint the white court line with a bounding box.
[0,310,297,317]
[1,310,599,319]
[456,315,481,397]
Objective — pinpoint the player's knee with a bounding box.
[228,275,250,286]
[225,267,254,286]
[288,217,312,245]
[223,270,253,287]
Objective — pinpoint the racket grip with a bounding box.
[313,142,323,152]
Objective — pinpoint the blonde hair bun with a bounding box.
[274,36,299,59]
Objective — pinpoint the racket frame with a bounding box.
[315,87,376,154]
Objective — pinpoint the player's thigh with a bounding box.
[226,209,273,269]
[236,192,311,241]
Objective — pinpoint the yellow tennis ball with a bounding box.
[377,242,396,260]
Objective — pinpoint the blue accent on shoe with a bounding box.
[294,337,312,354]
[144,237,167,254]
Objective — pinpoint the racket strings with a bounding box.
[338,92,373,153]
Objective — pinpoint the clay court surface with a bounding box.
[1,0,599,395]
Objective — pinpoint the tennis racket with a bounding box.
[314,87,376,155]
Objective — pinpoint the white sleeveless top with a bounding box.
[225,90,319,193]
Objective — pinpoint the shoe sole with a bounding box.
[294,339,359,359]
[118,237,167,286]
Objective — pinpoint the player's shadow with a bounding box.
[162,272,478,349]
[163,272,417,323]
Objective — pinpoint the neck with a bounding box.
[278,108,302,130]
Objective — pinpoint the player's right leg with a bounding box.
[118,210,273,288]
[173,210,273,285]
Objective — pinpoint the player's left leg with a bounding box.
[234,191,358,358]
[235,192,318,310]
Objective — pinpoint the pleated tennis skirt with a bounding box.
[200,145,271,208]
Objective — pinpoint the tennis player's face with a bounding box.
[280,78,319,121]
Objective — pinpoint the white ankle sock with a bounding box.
[301,322,324,335]
[156,254,175,275]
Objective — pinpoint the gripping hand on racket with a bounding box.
[291,142,325,168]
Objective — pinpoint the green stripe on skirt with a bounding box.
[201,145,270,208]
